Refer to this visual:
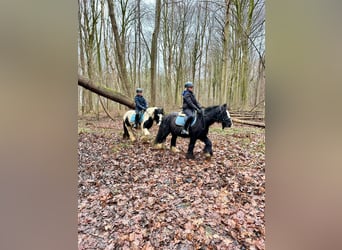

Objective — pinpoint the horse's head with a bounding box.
[153,107,164,126]
[220,104,232,129]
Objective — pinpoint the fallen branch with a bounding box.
[232,118,265,128]
[78,75,135,109]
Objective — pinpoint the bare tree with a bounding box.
[78,0,265,115]
[220,1,231,105]
[107,0,131,96]
[78,0,86,114]
[150,0,162,106]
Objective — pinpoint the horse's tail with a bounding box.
[123,119,129,139]
[154,114,171,144]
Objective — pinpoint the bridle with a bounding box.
[217,106,230,123]
[149,107,163,125]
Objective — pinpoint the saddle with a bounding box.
[175,111,197,126]
[130,113,144,123]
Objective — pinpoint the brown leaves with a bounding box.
[78,117,265,249]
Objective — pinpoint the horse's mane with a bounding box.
[145,107,164,119]
[147,106,162,112]
[146,106,159,112]
[204,105,220,113]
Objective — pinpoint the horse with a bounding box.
[123,107,164,142]
[153,104,232,159]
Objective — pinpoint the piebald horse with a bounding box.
[153,104,232,159]
[123,107,164,142]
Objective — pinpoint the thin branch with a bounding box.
[140,29,151,57]
[98,95,116,122]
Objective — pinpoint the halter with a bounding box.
[217,106,230,123]
[145,107,163,125]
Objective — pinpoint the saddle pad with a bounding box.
[130,113,144,123]
[175,115,196,126]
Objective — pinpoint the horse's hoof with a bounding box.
[142,136,151,143]
[204,152,211,159]
[171,146,180,153]
[130,137,136,142]
[186,153,195,159]
[153,143,163,150]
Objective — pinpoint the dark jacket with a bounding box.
[182,90,201,112]
[134,95,148,112]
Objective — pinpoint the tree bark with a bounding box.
[107,0,131,96]
[221,0,231,104]
[78,0,86,114]
[150,0,162,106]
[78,75,135,109]
[174,6,187,105]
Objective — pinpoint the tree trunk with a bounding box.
[150,0,162,106]
[78,0,86,115]
[221,1,231,105]
[175,9,187,105]
[78,75,135,109]
[107,0,131,96]
[133,0,141,89]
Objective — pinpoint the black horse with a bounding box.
[153,104,232,159]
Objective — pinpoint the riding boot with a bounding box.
[181,117,193,135]
[133,113,140,129]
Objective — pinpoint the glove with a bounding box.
[197,109,202,115]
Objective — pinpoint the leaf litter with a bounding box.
[78,116,265,249]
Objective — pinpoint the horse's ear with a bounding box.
[222,104,227,108]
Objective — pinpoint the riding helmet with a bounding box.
[184,82,194,88]
[136,88,143,93]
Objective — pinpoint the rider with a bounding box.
[133,88,148,129]
[181,82,202,135]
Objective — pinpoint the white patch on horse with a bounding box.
[157,114,163,125]
[226,110,233,125]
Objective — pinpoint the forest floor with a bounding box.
[78,115,265,250]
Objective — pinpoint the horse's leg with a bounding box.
[153,120,170,150]
[123,121,129,139]
[138,118,151,142]
[127,123,136,142]
[170,134,180,153]
[123,118,136,141]
[186,137,197,159]
[140,127,150,142]
[142,126,151,136]
[200,136,213,158]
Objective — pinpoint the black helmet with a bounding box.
[136,88,143,93]
[184,82,194,88]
